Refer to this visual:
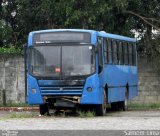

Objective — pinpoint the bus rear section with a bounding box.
[97,32,138,111]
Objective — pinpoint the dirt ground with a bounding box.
[0,109,160,130]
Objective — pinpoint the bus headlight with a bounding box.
[87,87,92,92]
[31,89,37,94]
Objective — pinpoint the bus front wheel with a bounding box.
[96,90,107,116]
[39,103,50,115]
[121,89,128,111]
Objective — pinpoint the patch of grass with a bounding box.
[78,110,95,118]
[0,103,37,107]
[0,112,37,121]
[128,103,160,110]
[8,112,37,118]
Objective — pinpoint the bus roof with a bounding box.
[29,29,136,43]
[29,29,96,36]
[98,31,136,43]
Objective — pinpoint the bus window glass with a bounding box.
[118,42,123,65]
[33,32,91,44]
[103,39,107,63]
[97,37,103,67]
[128,43,133,65]
[113,40,118,64]
[132,44,137,65]
[28,46,61,76]
[107,39,112,64]
[123,42,129,65]
[116,41,120,64]
[62,46,95,76]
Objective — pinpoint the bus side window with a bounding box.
[128,43,133,65]
[116,41,120,65]
[103,39,107,63]
[122,42,124,65]
[112,40,118,64]
[118,42,123,65]
[132,44,137,65]
[107,39,112,64]
[123,42,129,65]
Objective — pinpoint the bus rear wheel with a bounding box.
[121,89,128,111]
[96,90,107,116]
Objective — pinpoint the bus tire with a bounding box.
[39,103,49,115]
[96,90,107,116]
[122,89,128,111]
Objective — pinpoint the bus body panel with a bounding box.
[108,87,126,103]
[102,65,138,87]
[27,75,43,104]
[27,73,104,105]
[99,65,138,103]
[80,74,103,104]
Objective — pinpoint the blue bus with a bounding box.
[24,29,138,116]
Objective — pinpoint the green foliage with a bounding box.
[128,103,160,110]
[0,47,22,54]
[1,0,160,55]
[8,112,37,118]
[78,110,95,118]
[0,103,29,107]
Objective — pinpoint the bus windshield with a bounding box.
[28,45,95,78]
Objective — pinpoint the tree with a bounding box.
[124,0,160,56]
[1,0,160,56]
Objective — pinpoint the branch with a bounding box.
[143,17,160,23]
[124,10,160,30]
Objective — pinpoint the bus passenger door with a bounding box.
[97,37,105,104]
[97,37,103,74]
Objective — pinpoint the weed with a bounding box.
[0,103,38,107]
[78,110,95,118]
[128,103,160,110]
[8,112,36,118]
[0,103,28,107]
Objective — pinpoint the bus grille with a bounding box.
[40,86,83,96]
